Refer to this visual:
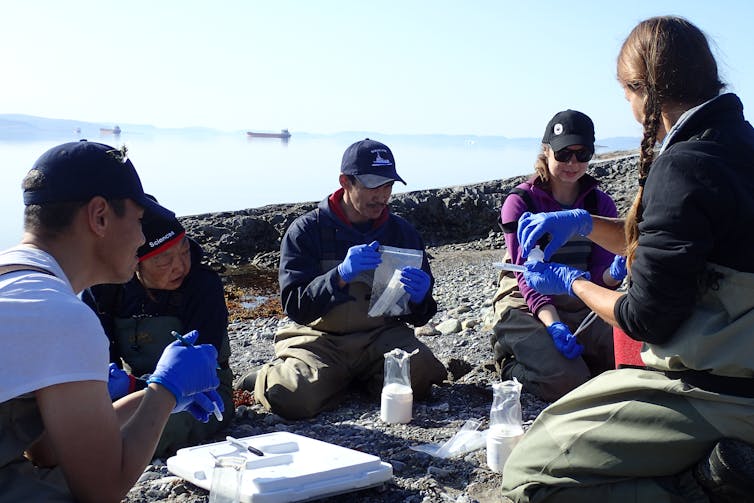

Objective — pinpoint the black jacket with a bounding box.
[84,238,229,362]
[616,93,754,343]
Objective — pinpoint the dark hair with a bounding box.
[22,169,126,238]
[617,16,724,265]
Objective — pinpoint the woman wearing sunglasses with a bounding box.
[490,109,625,402]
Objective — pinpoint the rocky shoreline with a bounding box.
[123,154,639,503]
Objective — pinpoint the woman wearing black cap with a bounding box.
[489,109,625,402]
[84,198,233,458]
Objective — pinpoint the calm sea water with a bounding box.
[0,132,634,251]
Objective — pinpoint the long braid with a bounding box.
[625,86,661,268]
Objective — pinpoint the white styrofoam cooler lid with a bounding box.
[167,431,393,502]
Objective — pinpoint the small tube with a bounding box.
[492,262,527,273]
[212,402,223,422]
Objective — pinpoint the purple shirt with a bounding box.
[500,175,618,315]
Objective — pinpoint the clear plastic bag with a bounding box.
[368,245,423,317]
[410,419,487,458]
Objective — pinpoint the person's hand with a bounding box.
[182,389,224,423]
[518,209,593,261]
[146,330,220,414]
[609,255,627,282]
[107,363,131,401]
[400,266,431,303]
[524,261,591,296]
[337,241,381,282]
[546,322,584,360]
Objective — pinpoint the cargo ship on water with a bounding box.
[246,128,291,139]
[100,125,121,135]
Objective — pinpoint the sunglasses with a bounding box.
[553,147,593,163]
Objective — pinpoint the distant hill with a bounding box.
[0,114,228,141]
[0,114,640,150]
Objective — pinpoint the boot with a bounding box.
[233,368,259,392]
[694,438,754,503]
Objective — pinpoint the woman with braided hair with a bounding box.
[501,16,754,502]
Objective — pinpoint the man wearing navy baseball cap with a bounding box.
[235,138,447,420]
[0,140,222,501]
[339,138,406,188]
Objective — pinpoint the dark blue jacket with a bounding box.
[279,191,437,327]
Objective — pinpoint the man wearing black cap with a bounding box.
[0,141,222,501]
[236,139,447,419]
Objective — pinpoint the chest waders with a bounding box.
[259,255,446,419]
[489,247,614,402]
[112,314,234,458]
[0,265,75,501]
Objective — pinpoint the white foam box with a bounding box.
[167,431,393,502]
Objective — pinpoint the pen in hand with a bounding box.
[170,331,224,422]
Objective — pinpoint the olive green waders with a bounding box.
[0,396,74,502]
[255,282,447,419]
[113,314,234,458]
[490,270,614,402]
[501,264,754,502]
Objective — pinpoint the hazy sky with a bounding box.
[1,1,752,139]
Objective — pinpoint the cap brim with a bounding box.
[354,174,407,189]
[549,134,594,152]
[133,194,174,221]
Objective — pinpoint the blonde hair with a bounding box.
[533,144,550,185]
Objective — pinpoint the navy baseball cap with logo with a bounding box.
[541,110,595,152]
[23,140,166,216]
[340,138,406,188]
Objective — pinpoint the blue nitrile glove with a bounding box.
[609,255,627,282]
[337,240,381,282]
[107,363,130,401]
[546,322,584,360]
[518,209,593,261]
[524,261,591,296]
[146,330,220,415]
[400,266,431,304]
[183,389,224,423]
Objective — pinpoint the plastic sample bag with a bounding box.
[410,419,487,458]
[368,245,423,317]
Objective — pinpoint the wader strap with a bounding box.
[499,184,599,234]
[663,369,754,398]
[0,264,54,277]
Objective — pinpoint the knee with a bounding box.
[537,367,590,402]
[410,354,447,399]
[264,383,323,420]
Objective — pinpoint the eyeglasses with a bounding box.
[553,147,593,163]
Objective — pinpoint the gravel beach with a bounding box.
[122,154,639,503]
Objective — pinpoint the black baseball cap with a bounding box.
[541,110,595,151]
[23,140,165,217]
[137,195,187,261]
[340,138,406,188]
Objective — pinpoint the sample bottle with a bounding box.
[380,348,418,424]
[486,379,524,473]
